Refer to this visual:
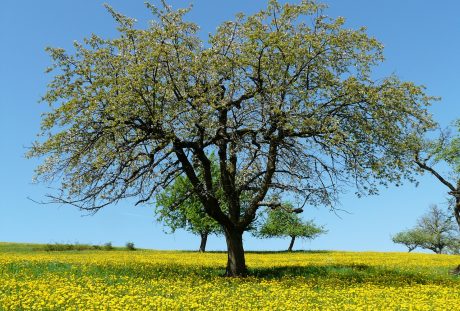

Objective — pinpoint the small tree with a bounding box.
[417,205,458,254]
[155,173,223,252]
[392,205,458,254]
[392,228,431,252]
[258,207,326,251]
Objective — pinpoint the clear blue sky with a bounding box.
[1,0,459,252]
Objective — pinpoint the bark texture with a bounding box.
[199,232,208,252]
[455,195,460,231]
[224,229,247,276]
[288,236,296,252]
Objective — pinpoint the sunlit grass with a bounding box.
[1,243,459,310]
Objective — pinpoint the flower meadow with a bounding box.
[1,243,459,310]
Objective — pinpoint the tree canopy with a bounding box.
[258,207,326,251]
[392,229,428,253]
[29,0,435,276]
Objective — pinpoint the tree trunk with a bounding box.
[224,228,247,277]
[454,194,460,231]
[288,236,296,252]
[199,231,208,253]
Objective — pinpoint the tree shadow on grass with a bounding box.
[247,264,455,285]
[93,262,453,285]
[250,264,370,278]
[184,250,333,254]
[247,250,333,254]
[5,260,457,285]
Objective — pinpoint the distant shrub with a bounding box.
[74,243,92,251]
[44,243,65,251]
[126,242,136,251]
[44,243,105,252]
[44,243,94,252]
[103,242,114,250]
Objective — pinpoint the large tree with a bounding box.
[29,0,435,276]
[414,121,460,229]
[258,207,326,251]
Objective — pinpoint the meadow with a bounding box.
[1,242,459,310]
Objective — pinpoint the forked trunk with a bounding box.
[199,231,208,252]
[288,236,296,252]
[224,228,247,277]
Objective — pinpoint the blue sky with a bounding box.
[1,0,459,252]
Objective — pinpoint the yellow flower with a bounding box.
[0,247,459,310]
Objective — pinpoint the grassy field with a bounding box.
[1,242,459,310]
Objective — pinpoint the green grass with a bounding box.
[1,242,458,283]
[0,242,48,252]
[1,242,459,310]
[0,241,129,253]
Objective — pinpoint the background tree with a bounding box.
[156,154,258,252]
[447,239,460,255]
[415,120,460,229]
[417,205,458,254]
[258,207,326,251]
[155,174,222,252]
[392,205,459,254]
[392,228,428,252]
[29,0,435,276]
